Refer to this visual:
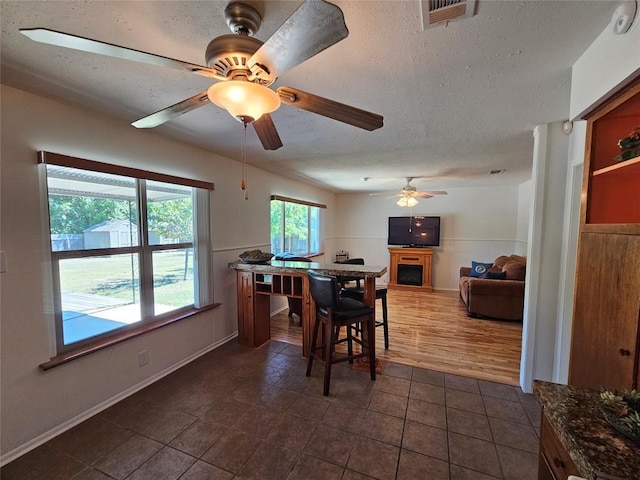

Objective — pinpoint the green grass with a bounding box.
[59,250,194,307]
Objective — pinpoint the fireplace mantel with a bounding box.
[388,247,433,292]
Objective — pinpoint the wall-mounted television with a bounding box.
[388,216,441,247]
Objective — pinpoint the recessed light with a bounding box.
[489,169,506,175]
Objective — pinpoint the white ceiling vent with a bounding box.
[420,0,477,29]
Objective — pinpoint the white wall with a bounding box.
[520,123,570,392]
[0,85,336,462]
[515,180,532,256]
[553,120,586,384]
[570,11,640,119]
[334,185,524,291]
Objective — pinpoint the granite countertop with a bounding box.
[229,260,387,278]
[534,380,640,480]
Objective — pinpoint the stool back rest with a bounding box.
[334,258,365,288]
[307,270,338,311]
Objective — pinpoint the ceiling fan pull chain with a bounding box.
[241,121,248,200]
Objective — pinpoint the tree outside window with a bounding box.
[42,155,212,353]
[270,196,324,256]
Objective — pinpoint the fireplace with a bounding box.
[397,264,423,286]
[388,247,433,292]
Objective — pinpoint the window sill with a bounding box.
[39,303,221,370]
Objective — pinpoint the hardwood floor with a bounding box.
[270,289,523,386]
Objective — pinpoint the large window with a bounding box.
[40,152,213,354]
[270,195,325,256]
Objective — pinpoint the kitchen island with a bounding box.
[231,260,387,358]
[534,380,640,480]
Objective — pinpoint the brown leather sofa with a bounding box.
[459,254,526,321]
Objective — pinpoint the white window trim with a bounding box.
[38,151,215,364]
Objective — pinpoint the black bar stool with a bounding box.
[336,258,390,349]
[341,285,389,350]
[306,270,376,396]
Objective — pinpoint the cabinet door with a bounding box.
[539,415,580,480]
[537,454,556,480]
[237,271,254,347]
[569,233,640,390]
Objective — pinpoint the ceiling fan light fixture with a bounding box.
[207,80,281,123]
[397,196,418,207]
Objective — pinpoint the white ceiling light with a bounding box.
[207,80,281,123]
[397,196,419,207]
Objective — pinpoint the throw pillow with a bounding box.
[493,255,511,269]
[470,261,494,278]
[486,270,507,280]
[509,254,527,265]
[502,261,526,281]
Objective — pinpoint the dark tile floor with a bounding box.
[1,340,541,480]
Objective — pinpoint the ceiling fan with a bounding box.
[371,177,447,207]
[19,0,384,151]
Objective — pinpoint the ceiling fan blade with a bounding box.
[415,191,448,197]
[369,192,400,197]
[277,86,383,131]
[248,0,348,83]
[19,28,224,80]
[132,92,211,128]
[252,114,283,150]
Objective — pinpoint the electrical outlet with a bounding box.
[138,350,149,367]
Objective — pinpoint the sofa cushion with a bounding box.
[486,270,507,280]
[509,254,527,266]
[470,261,494,278]
[502,260,526,281]
[493,255,511,269]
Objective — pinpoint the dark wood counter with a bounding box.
[230,260,387,278]
[534,380,640,479]
[231,261,387,358]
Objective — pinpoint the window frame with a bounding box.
[39,151,216,365]
[270,195,326,256]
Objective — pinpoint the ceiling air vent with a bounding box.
[420,0,477,29]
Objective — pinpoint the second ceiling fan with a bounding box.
[371,177,448,207]
[20,0,384,151]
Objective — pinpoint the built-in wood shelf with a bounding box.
[569,79,640,394]
[592,155,640,176]
[584,81,640,225]
[254,273,304,296]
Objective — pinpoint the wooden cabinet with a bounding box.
[581,81,640,227]
[388,247,433,292]
[236,271,271,348]
[538,414,580,480]
[569,81,640,391]
[236,270,312,353]
[237,271,257,347]
[570,233,640,390]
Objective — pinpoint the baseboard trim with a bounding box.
[0,333,238,467]
[271,305,288,316]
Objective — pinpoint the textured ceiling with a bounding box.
[0,1,615,194]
